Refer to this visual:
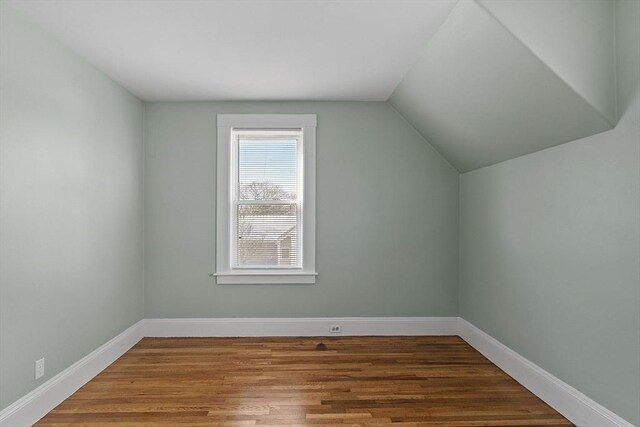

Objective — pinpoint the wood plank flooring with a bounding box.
[36,336,573,426]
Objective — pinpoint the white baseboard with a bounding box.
[0,320,144,427]
[458,318,635,427]
[2,318,632,427]
[143,316,459,337]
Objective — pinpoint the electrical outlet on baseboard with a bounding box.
[35,358,45,380]
[330,325,342,333]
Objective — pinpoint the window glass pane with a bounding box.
[238,138,297,200]
[237,204,298,267]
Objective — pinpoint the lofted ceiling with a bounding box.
[390,0,616,171]
[5,0,618,172]
[6,0,457,102]
[479,0,616,124]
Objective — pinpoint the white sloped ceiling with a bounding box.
[389,0,616,172]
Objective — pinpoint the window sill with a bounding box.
[214,272,318,284]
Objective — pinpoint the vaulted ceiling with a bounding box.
[7,0,617,172]
[389,0,616,171]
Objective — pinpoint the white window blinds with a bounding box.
[232,130,302,268]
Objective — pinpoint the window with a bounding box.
[215,114,317,284]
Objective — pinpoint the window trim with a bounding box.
[215,114,317,284]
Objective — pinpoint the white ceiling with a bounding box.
[8,0,457,101]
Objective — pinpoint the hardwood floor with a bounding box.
[37,336,573,426]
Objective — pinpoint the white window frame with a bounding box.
[215,114,317,284]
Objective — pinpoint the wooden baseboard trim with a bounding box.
[458,318,635,427]
[142,316,459,337]
[0,321,144,427]
[2,317,632,427]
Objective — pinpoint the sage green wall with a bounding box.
[0,4,144,410]
[459,1,640,424]
[144,102,459,318]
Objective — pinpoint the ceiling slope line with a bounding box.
[385,102,461,174]
[611,3,619,123]
[384,0,461,104]
[473,0,617,128]
[387,0,618,171]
